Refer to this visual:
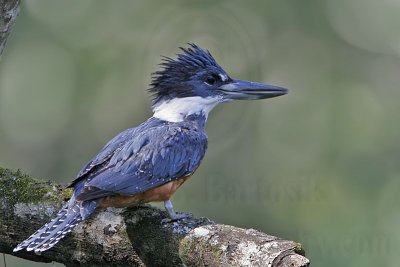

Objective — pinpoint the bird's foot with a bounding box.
[161,212,193,224]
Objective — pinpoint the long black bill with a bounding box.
[217,79,288,100]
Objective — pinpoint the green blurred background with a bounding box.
[1,0,400,266]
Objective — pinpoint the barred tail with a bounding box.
[13,199,97,253]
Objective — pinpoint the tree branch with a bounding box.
[0,167,310,266]
[0,0,19,58]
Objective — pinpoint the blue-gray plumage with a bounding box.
[72,115,207,200]
[14,43,288,253]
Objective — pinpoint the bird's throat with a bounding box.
[152,96,221,122]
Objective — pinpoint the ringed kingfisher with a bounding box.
[14,43,288,253]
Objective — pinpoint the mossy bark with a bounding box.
[0,166,309,266]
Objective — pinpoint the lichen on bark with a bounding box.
[0,0,20,58]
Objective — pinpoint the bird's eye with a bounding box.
[205,74,219,85]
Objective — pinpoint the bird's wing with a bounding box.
[74,125,207,201]
[74,127,138,180]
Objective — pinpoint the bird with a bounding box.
[13,43,288,253]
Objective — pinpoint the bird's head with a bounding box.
[150,43,288,122]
